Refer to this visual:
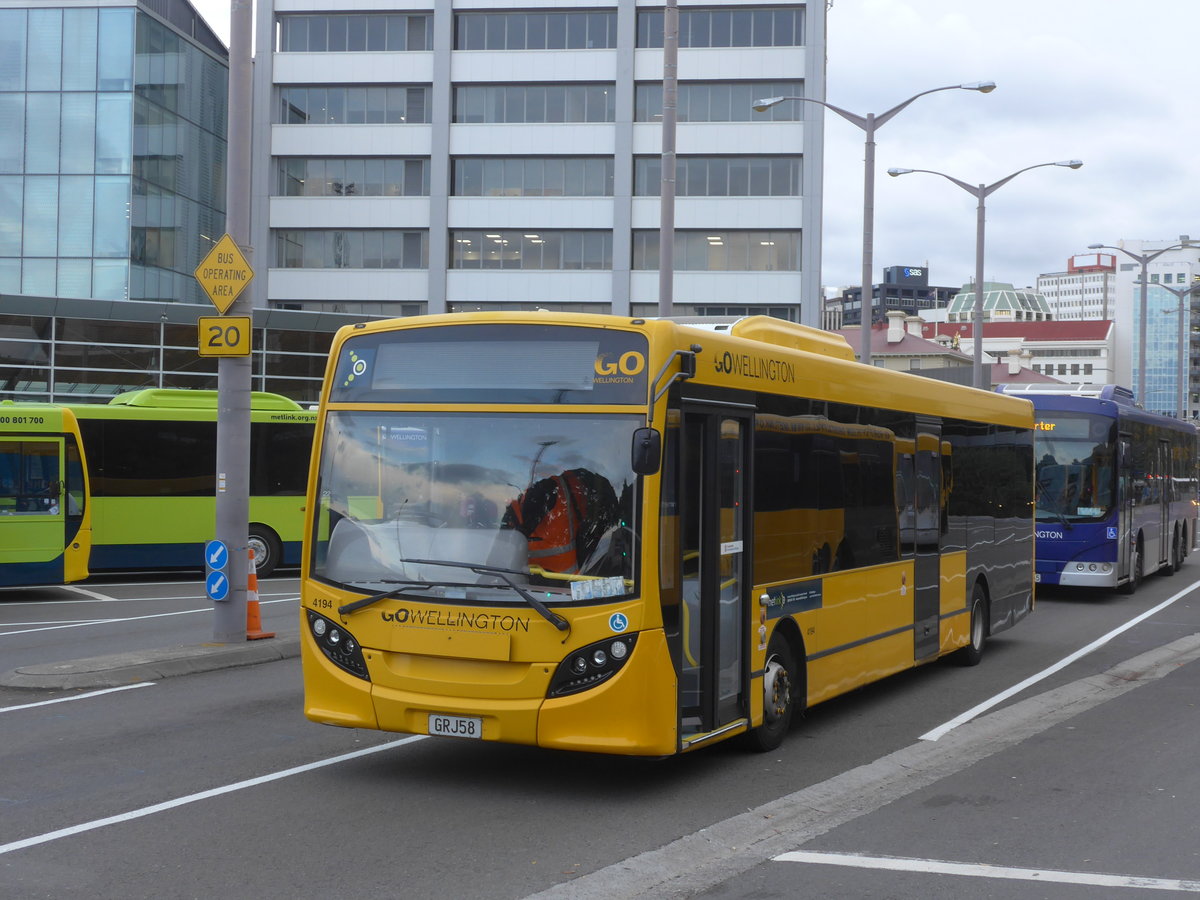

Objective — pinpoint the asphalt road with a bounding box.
[1,567,1199,899]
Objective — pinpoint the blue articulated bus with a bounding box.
[998,384,1198,592]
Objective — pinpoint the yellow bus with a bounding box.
[301,312,1035,755]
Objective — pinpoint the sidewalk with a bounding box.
[0,631,300,690]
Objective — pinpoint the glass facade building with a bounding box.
[0,2,227,306]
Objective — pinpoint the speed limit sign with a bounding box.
[197,316,252,357]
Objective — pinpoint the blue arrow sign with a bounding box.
[206,569,230,602]
[205,539,229,570]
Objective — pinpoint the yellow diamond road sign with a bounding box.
[195,233,254,314]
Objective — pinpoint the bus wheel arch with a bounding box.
[745,621,805,752]
[1120,533,1144,594]
[248,525,283,578]
[954,579,989,667]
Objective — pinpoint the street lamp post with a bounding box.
[889,161,1083,389]
[1136,280,1200,418]
[753,82,996,366]
[1088,237,1195,406]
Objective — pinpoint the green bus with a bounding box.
[67,389,314,578]
[0,404,91,587]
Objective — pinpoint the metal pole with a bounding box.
[213,0,254,643]
[1178,288,1186,418]
[657,0,678,317]
[973,186,986,389]
[860,114,876,366]
[1137,259,1148,407]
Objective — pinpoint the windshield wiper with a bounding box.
[399,558,570,632]
[1035,480,1072,529]
[337,583,427,615]
[337,559,570,632]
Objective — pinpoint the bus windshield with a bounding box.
[1034,414,1115,521]
[312,411,639,602]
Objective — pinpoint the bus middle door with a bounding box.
[910,424,942,661]
[678,404,751,745]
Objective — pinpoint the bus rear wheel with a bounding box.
[248,526,282,578]
[954,584,988,667]
[745,633,798,752]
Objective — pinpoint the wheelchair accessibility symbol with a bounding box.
[609,612,629,633]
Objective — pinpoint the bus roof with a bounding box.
[327,311,1032,428]
[105,389,304,411]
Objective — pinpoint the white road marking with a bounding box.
[920,581,1200,741]
[773,850,1200,892]
[0,735,426,856]
[0,683,154,714]
[61,585,119,601]
[0,590,298,607]
[0,596,299,637]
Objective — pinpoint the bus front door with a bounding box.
[0,438,68,585]
[679,406,751,743]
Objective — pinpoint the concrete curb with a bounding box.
[0,634,301,690]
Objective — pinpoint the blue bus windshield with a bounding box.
[1034,414,1114,521]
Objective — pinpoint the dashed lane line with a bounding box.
[773,850,1200,892]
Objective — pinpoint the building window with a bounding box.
[453,84,615,123]
[279,86,430,125]
[452,158,613,196]
[276,158,429,197]
[451,230,612,270]
[635,81,803,122]
[1084,364,1093,375]
[455,12,617,50]
[274,230,428,269]
[278,14,432,52]
[637,8,804,48]
[632,230,800,271]
[634,155,800,196]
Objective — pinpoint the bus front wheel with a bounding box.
[746,633,798,752]
[1120,542,1143,595]
[248,526,282,578]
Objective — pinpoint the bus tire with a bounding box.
[248,526,283,578]
[1173,528,1183,572]
[745,632,799,752]
[954,583,988,667]
[1119,541,1143,595]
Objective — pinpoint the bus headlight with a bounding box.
[307,610,369,681]
[548,634,638,698]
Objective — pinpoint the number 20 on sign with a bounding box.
[198,316,252,357]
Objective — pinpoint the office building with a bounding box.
[1036,253,1116,321]
[839,265,959,328]
[250,2,825,323]
[0,0,344,403]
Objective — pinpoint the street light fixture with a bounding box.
[889,161,1083,389]
[1088,236,1195,406]
[752,82,996,366]
[1135,280,1200,418]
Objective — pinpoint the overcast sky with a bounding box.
[191,0,1197,292]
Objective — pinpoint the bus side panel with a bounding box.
[805,563,914,708]
[301,631,380,729]
[539,629,678,756]
[0,557,64,588]
[937,550,969,654]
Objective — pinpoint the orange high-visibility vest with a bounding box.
[506,473,589,573]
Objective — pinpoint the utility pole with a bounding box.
[210,0,255,642]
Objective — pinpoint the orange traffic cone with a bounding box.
[246,548,275,641]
